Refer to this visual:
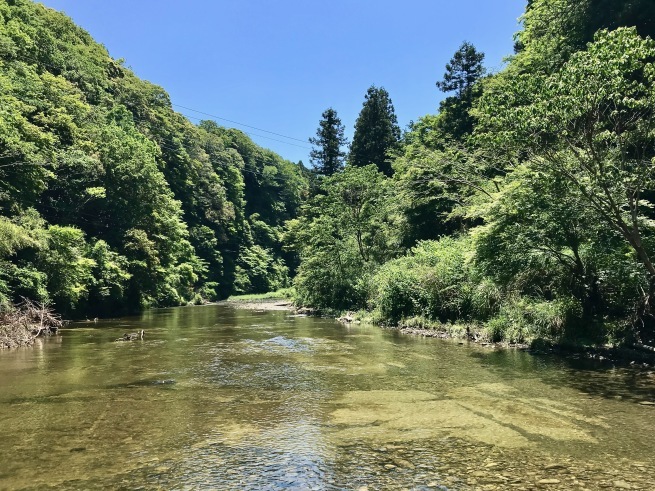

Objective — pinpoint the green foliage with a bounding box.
[435,41,486,140]
[512,0,589,72]
[0,0,307,316]
[514,0,655,72]
[309,107,348,177]
[7,0,655,350]
[436,41,485,97]
[0,215,37,256]
[36,225,94,313]
[391,137,486,248]
[370,237,477,324]
[484,296,580,344]
[234,245,289,294]
[292,165,396,310]
[480,29,655,337]
[86,240,131,310]
[294,239,373,311]
[287,0,655,349]
[349,86,401,176]
[228,287,295,301]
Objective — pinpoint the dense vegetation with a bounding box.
[298,0,655,349]
[0,0,307,318]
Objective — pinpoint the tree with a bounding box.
[514,0,655,68]
[435,41,485,139]
[0,0,310,316]
[309,108,348,176]
[349,86,401,176]
[290,165,396,309]
[436,41,485,98]
[478,28,655,344]
[472,163,637,336]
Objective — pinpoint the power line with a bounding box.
[172,103,309,145]
[177,111,311,150]
[129,118,306,187]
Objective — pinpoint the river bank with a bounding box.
[224,297,655,367]
[390,324,655,367]
[332,311,655,369]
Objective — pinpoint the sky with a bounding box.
[38,0,526,164]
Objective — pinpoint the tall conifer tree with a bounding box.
[435,41,485,139]
[349,86,401,176]
[436,41,485,98]
[309,108,348,176]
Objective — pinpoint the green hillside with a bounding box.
[0,0,307,316]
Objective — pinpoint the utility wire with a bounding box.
[177,111,311,150]
[125,111,310,187]
[172,104,309,145]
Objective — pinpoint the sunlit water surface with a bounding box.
[1,305,654,490]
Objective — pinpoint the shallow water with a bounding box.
[0,305,654,490]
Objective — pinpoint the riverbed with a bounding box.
[0,304,653,489]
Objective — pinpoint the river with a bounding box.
[0,304,654,490]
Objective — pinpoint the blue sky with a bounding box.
[39,0,526,164]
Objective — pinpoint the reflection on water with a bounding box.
[0,305,654,490]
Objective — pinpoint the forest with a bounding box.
[0,0,308,319]
[2,0,655,350]
[294,0,655,350]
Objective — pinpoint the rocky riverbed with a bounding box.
[114,436,654,490]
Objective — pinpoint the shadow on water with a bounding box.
[468,348,655,403]
[105,378,177,389]
[6,379,178,405]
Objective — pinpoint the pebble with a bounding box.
[613,480,632,489]
[538,478,562,484]
[638,401,655,405]
[392,458,416,469]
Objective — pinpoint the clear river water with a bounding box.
[0,304,654,490]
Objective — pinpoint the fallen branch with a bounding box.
[0,299,62,349]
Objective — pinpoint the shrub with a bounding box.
[484,296,580,343]
[370,236,477,323]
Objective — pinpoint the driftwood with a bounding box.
[0,298,63,349]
